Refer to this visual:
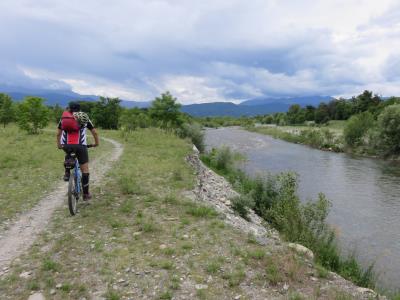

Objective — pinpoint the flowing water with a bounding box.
[205,127,400,290]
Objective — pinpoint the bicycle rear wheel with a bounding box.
[68,175,78,216]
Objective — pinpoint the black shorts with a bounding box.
[63,144,89,165]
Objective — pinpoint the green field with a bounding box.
[0,124,112,225]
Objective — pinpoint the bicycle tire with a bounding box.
[68,174,78,216]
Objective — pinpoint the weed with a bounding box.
[159,290,173,299]
[160,260,174,270]
[247,249,265,260]
[186,204,218,218]
[42,258,59,272]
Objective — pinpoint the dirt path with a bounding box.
[0,137,123,272]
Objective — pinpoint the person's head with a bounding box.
[68,102,80,112]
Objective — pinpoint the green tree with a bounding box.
[91,97,122,129]
[315,103,330,124]
[343,112,374,147]
[287,104,305,125]
[51,103,64,124]
[149,92,183,129]
[120,108,150,131]
[0,93,15,127]
[352,90,382,114]
[17,97,50,134]
[377,104,400,155]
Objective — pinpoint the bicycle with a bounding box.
[64,145,94,216]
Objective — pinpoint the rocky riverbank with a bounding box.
[186,145,386,299]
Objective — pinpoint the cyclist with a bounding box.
[56,102,99,200]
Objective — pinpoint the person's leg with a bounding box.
[77,146,91,199]
[80,163,90,197]
[63,146,73,181]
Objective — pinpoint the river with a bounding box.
[205,127,400,290]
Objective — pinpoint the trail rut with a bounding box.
[0,137,123,272]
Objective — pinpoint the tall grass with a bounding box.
[201,147,375,289]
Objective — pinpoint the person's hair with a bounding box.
[68,102,80,112]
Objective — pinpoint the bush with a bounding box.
[231,194,254,220]
[177,122,205,152]
[343,112,374,147]
[377,104,400,155]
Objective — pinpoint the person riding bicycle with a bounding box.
[56,102,99,200]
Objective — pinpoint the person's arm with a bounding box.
[90,128,99,147]
[56,128,63,149]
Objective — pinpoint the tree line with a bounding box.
[0,91,205,151]
[259,90,398,126]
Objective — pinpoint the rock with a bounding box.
[182,234,189,239]
[19,271,32,279]
[50,289,56,295]
[356,287,376,295]
[56,283,62,289]
[117,278,125,283]
[159,244,167,250]
[27,292,45,300]
[234,295,241,300]
[283,283,289,291]
[288,243,314,260]
[195,284,208,290]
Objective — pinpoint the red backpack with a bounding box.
[61,111,80,132]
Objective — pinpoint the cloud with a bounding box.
[0,0,400,103]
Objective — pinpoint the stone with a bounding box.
[19,271,32,279]
[50,289,56,295]
[288,243,314,260]
[27,293,45,300]
[356,287,375,295]
[56,283,62,289]
[159,244,167,250]
[195,284,208,290]
[234,295,241,300]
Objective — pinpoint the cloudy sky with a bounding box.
[1,0,400,104]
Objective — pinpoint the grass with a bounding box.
[0,124,112,225]
[0,127,385,299]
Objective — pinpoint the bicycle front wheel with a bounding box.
[68,175,78,216]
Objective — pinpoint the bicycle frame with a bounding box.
[71,153,81,195]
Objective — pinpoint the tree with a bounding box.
[120,108,150,131]
[0,93,15,127]
[287,104,305,125]
[352,90,382,114]
[91,97,122,129]
[149,92,183,129]
[315,103,330,124]
[50,103,64,124]
[377,104,400,155]
[17,97,50,134]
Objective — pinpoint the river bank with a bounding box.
[187,145,386,299]
[205,127,400,293]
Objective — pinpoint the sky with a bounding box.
[1,0,400,104]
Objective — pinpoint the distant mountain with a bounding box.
[0,87,150,108]
[181,102,290,117]
[240,95,333,107]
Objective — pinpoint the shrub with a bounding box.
[343,112,374,147]
[177,122,205,152]
[231,194,254,220]
[376,104,400,155]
